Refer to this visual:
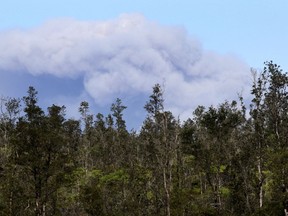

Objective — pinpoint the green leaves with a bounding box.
[144,83,164,117]
[99,169,129,185]
[1,62,288,215]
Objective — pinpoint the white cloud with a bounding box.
[0,13,251,121]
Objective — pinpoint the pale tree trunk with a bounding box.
[257,154,263,208]
[163,114,171,216]
[217,172,222,209]
[9,191,13,215]
[161,113,176,216]
[42,203,46,216]
[163,167,171,216]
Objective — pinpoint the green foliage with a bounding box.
[100,169,129,184]
[1,62,288,215]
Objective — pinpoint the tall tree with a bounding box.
[140,84,179,216]
[111,98,127,134]
[0,97,22,215]
[11,87,75,215]
[79,101,94,171]
[261,62,288,214]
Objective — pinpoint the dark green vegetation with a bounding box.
[0,61,288,215]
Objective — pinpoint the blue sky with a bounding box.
[0,0,287,128]
[1,0,287,68]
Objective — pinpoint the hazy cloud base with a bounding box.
[0,14,250,121]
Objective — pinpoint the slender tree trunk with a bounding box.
[42,203,46,216]
[162,114,171,216]
[217,174,222,208]
[216,171,222,215]
[9,191,13,215]
[34,169,43,216]
[163,167,171,216]
[257,155,263,208]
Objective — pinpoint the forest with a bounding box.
[0,61,288,216]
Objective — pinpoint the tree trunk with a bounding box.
[257,155,263,208]
[163,167,171,216]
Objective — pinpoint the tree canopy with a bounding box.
[0,61,288,215]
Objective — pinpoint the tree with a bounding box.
[192,102,244,214]
[247,62,288,214]
[10,87,76,215]
[259,62,288,215]
[111,98,127,133]
[0,97,22,215]
[79,101,94,171]
[140,84,180,216]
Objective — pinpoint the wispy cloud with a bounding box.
[0,13,250,120]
